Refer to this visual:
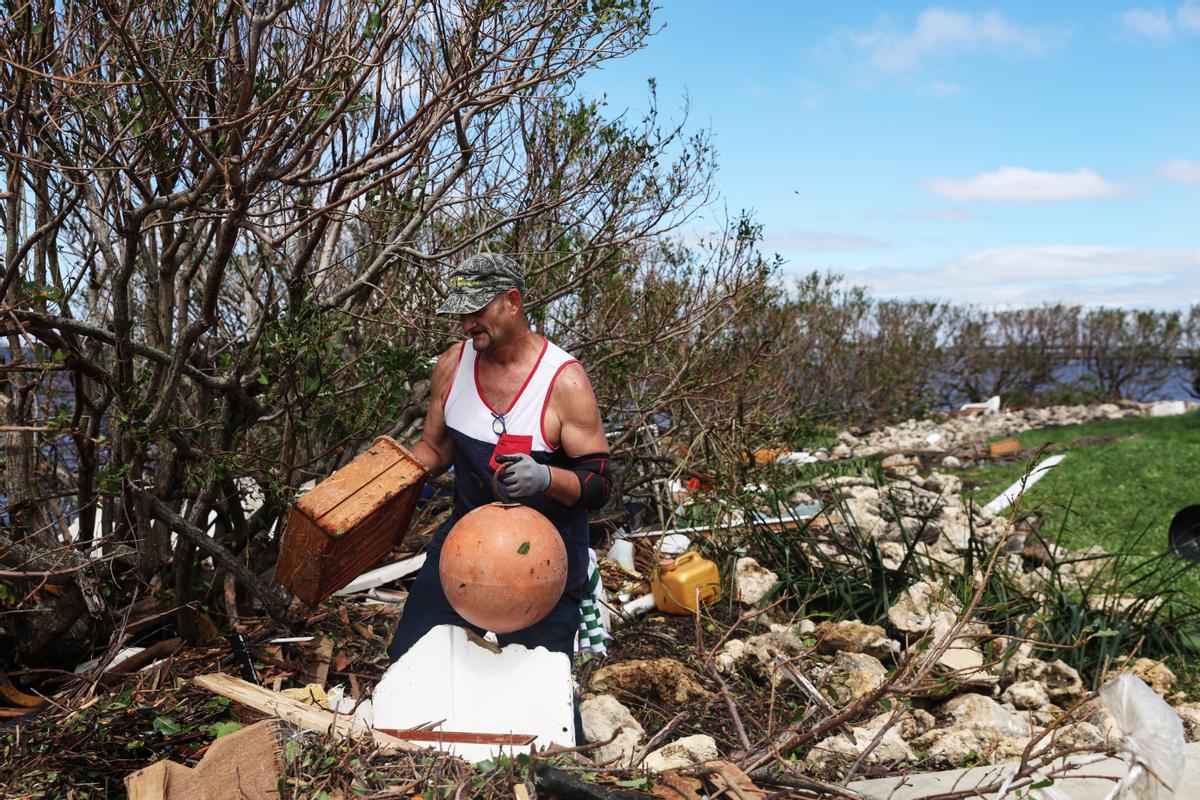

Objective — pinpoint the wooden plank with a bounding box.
[295,438,409,521]
[315,456,425,534]
[193,673,417,752]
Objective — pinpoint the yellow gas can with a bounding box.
[651,551,721,614]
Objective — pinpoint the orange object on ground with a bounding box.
[439,502,567,633]
[987,438,1022,458]
[652,551,721,614]
[753,447,785,466]
[275,436,427,606]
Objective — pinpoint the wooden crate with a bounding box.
[275,436,427,606]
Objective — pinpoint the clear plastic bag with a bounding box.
[1099,673,1186,799]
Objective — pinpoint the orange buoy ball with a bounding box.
[439,502,567,633]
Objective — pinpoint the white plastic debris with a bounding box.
[1149,400,1187,418]
[334,554,426,596]
[620,593,657,619]
[659,533,691,556]
[960,395,1001,415]
[775,451,818,464]
[1099,673,1185,799]
[607,537,636,572]
[325,685,374,726]
[374,625,575,763]
[74,646,145,674]
[982,455,1065,516]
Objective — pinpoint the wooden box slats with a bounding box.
[275,436,427,606]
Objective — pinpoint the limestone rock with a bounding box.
[824,651,887,703]
[926,613,989,682]
[911,725,1029,768]
[900,708,937,740]
[580,695,644,767]
[730,624,811,686]
[1014,657,1085,705]
[642,734,718,772]
[714,639,747,674]
[1002,680,1050,710]
[807,713,916,769]
[591,658,712,704]
[941,455,962,469]
[814,620,900,661]
[910,693,1033,768]
[941,693,1031,738]
[733,557,778,605]
[1051,720,1107,753]
[1126,658,1177,695]
[1173,702,1200,742]
[887,581,959,634]
[842,495,887,539]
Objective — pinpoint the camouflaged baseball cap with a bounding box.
[435,253,525,315]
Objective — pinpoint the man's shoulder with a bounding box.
[540,336,582,368]
[431,342,466,382]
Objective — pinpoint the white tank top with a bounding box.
[442,336,578,454]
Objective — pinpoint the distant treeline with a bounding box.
[769,273,1199,432]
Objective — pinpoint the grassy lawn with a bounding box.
[959,413,1200,596]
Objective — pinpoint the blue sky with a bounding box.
[577,2,1200,308]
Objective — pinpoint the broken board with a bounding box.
[193,673,414,752]
[373,625,575,763]
[125,719,284,800]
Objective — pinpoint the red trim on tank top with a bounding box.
[540,359,580,451]
[443,341,467,406]
[474,335,549,417]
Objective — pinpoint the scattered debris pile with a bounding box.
[4,398,1200,799]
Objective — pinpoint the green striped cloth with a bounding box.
[577,548,612,654]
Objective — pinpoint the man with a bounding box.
[386,253,612,664]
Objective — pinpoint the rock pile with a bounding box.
[579,399,1198,777]
[797,399,1197,462]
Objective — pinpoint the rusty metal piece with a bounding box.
[376,727,536,746]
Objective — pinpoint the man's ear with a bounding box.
[505,287,523,313]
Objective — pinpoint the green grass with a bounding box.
[961,413,1200,591]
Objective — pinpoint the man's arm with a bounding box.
[406,345,460,477]
[543,362,610,507]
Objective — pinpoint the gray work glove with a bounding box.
[496,452,551,498]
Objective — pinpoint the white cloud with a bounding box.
[766,231,888,252]
[1119,7,1174,39]
[844,8,1053,73]
[1158,159,1200,186]
[919,80,963,97]
[1179,0,1200,31]
[799,245,1200,308]
[924,167,1125,202]
[913,207,980,221]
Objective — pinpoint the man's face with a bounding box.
[460,292,514,352]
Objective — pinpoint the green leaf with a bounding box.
[614,777,651,789]
[152,715,182,736]
[517,541,530,555]
[208,721,243,739]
